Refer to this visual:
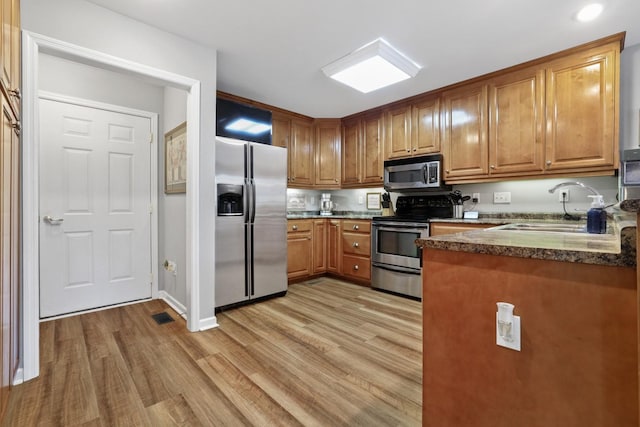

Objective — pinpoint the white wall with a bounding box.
[161,88,188,306]
[39,53,164,114]
[620,42,640,151]
[22,0,217,326]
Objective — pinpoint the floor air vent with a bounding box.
[151,312,175,325]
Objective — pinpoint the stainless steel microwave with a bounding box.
[383,154,452,192]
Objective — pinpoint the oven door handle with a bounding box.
[373,262,421,275]
[374,226,427,234]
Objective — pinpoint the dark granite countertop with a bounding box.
[620,199,640,213]
[287,210,379,220]
[417,212,637,267]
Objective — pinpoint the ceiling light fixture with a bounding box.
[225,118,271,135]
[576,3,603,22]
[322,38,422,93]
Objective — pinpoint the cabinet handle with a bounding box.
[307,237,311,240]
[353,265,359,271]
[8,88,20,99]
[445,170,450,173]
[292,225,298,231]
[406,149,410,152]
[352,242,359,248]
[11,121,20,135]
[490,165,495,169]
[413,148,417,152]
[546,160,551,166]
[352,225,359,230]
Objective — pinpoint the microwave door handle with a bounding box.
[423,164,428,184]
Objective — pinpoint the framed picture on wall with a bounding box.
[165,121,187,194]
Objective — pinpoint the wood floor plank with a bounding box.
[4,278,422,426]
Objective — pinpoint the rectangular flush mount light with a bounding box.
[225,118,271,135]
[322,38,422,93]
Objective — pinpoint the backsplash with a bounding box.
[288,175,620,215]
[287,187,385,212]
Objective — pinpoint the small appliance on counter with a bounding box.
[320,193,334,216]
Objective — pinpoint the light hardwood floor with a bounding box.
[3,278,422,426]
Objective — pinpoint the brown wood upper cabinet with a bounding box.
[313,119,341,188]
[341,112,384,188]
[488,67,545,176]
[442,83,489,180]
[443,37,621,184]
[271,113,290,148]
[386,97,440,160]
[288,119,314,187]
[544,43,618,172]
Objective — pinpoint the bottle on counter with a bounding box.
[587,195,607,234]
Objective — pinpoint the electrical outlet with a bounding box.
[558,189,570,202]
[358,196,364,204]
[472,193,480,203]
[493,191,511,204]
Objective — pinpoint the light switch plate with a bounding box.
[496,313,521,351]
[493,191,511,204]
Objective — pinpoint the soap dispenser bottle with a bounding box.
[587,195,607,234]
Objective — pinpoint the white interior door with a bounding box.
[39,97,153,318]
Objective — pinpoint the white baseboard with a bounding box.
[158,291,187,320]
[198,316,219,331]
[12,367,24,386]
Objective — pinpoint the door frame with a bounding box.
[22,31,205,383]
[37,90,159,318]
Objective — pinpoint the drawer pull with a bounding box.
[352,225,359,230]
[292,225,298,231]
[353,265,359,271]
[352,242,359,248]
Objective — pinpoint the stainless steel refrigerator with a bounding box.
[215,137,287,310]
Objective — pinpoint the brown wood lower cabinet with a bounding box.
[286,219,313,280]
[423,248,637,425]
[287,218,371,285]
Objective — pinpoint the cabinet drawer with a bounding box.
[287,219,313,233]
[342,220,371,234]
[342,233,371,256]
[342,255,371,280]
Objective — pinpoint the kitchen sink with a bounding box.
[493,222,589,233]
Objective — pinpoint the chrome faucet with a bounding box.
[548,181,601,196]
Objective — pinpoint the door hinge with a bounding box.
[149,132,153,143]
[149,273,153,283]
[149,204,153,214]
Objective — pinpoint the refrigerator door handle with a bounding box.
[252,180,256,221]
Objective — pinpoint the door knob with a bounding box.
[43,215,64,225]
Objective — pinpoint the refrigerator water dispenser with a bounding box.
[217,183,244,216]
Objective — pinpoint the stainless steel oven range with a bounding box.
[371,194,453,300]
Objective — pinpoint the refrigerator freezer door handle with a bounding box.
[244,224,250,297]
[250,179,256,223]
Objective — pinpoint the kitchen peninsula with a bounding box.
[417,214,637,426]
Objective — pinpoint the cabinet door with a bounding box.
[341,119,360,186]
[287,232,312,279]
[442,84,489,180]
[314,120,341,188]
[327,220,342,274]
[489,68,544,175]
[362,114,384,185]
[545,45,618,171]
[386,105,411,159]
[271,114,290,148]
[312,219,327,274]
[289,120,314,187]
[412,97,440,156]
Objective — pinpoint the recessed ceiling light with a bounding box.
[225,118,271,135]
[576,3,603,22]
[322,38,422,93]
